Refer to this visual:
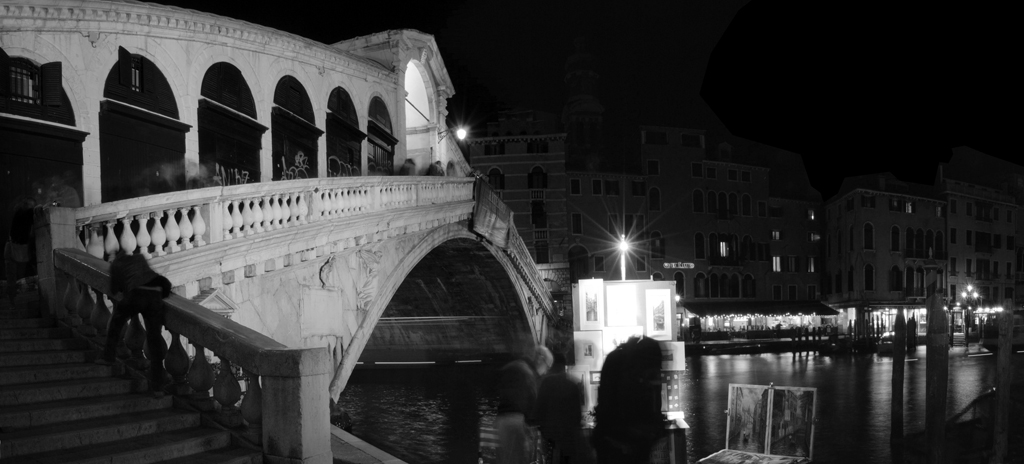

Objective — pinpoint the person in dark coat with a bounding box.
[96,252,172,396]
[536,352,584,463]
[5,198,36,306]
[494,345,552,464]
[592,336,664,464]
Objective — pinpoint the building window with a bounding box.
[528,166,548,189]
[631,180,646,196]
[807,209,816,220]
[950,257,958,275]
[773,285,783,301]
[905,201,916,214]
[605,180,620,196]
[865,264,875,291]
[861,196,876,208]
[950,228,957,244]
[966,202,973,216]
[728,169,738,181]
[808,232,821,242]
[644,130,667,144]
[675,272,685,300]
[636,257,647,272]
[1008,211,1013,223]
[594,255,605,272]
[807,257,817,273]
[966,258,973,276]
[695,233,705,259]
[846,197,854,211]
[707,192,718,213]
[691,162,703,178]
[742,194,752,216]
[693,190,704,213]
[651,232,665,259]
[608,214,619,235]
[706,167,717,179]
[758,202,767,217]
[864,223,874,250]
[772,256,781,272]
[788,285,798,300]
[592,179,603,195]
[531,201,547,228]
[741,171,751,182]
[772,230,781,241]
[769,206,783,218]
[936,206,944,217]
[966,230,973,246]
[681,133,703,147]
[570,178,581,195]
[649,188,661,211]
[571,213,583,235]
[535,241,549,264]
[647,159,660,175]
[787,256,798,273]
[808,285,818,300]
[487,168,505,190]
[695,273,708,298]
[1008,236,1015,250]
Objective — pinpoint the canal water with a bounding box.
[339,347,1022,464]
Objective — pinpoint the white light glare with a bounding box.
[456,128,467,140]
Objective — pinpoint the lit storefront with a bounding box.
[681,301,839,341]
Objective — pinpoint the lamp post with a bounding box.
[960,284,981,344]
[618,234,629,281]
[437,127,466,143]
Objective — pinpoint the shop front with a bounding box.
[681,301,839,342]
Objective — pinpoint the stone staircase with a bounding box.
[0,289,262,463]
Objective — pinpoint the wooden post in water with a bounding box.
[992,299,1013,463]
[891,307,906,443]
[924,259,947,464]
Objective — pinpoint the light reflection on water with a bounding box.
[340,348,1017,464]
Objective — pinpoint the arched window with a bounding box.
[694,233,706,259]
[915,229,925,258]
[729,274,740,298]
[674,272,685,302]
[925,230,935,258]
[718,192,728,215]
[915,267,925,297]
[197,62,264,187]
[742,194,752,216]
[649,188,661,212]
[487,168,505,190]
[528,166,547,189]
[709,233,719,258]
[741,235,753,260]
[906,228,915,257]
[101,47,188,201]
[836,270,843,293]
[889,266,903,292]
[728,193,738,215]
[693,190,705,213]
[272,75,321,180]
[694,273,708,298]
[650,231,665,259]
[707,191,717,213]
[1,51,73,124]
[905,267,914,296]
[742,274,755,298]
[326,87,365,178]
[652,272,663,281]
[864,223,874,250]
[367,96,397,175]
[848,266,854,293]
[891,226,900,252]
[864,264,875,291]
[710,274,720,298]
[935,231,945,258]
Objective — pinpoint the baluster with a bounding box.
[135,214,152,258]
[271,194,283,229]
[124,314,148,370]
[362,187,371,211]
[298,192,309,224]
[150,212,167,257]
[230,200,244,238]
[103,223,119,259]
[310,189,323,222]
[118,217,137,256]
[166,209,182,253]
[282,193,293,227]
[337,189,347,216]
[76,284,96,336]
[252,198,265,233]
[90,291,111,335]
[165,332,190,395]
[191,206,207,247]
[241,199,254,236]
[324,189,335,218]
[288,193,300,226]
[62,278,80,324]
[187,345,216,411]
[179,207,194,250]
[240,370,262,442]
[86,225,105,259]
[222,201,234,241]
[213,357,243,426]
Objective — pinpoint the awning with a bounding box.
[682,300,839,318]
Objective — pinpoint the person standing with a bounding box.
[4,197,36,307]
[591,336,664,464]
[494,345,552,464]
[536,352,583,464]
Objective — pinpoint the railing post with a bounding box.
[34,206,77,320]
[260,348,332,464]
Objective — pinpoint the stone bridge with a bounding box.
[37,176,555,400]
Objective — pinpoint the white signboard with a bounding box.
[664,262,694,269]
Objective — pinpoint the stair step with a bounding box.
[0,362,114,386]
[0,377,140,407]
[0,392,171,429]
[0,426,233,464]
[158,445,264,464]
[0,408,201,458]
[0,326,72,340]
[0,317,55,329]
[0,349,94,367]
[0,337,90,352]
[0,307,41,319]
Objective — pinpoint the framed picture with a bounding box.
[724,383,817,460]
[573,330,603,368]
[578,279,605,331]
[605,283,638,327]
[645,288,672,340]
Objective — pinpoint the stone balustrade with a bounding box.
[71,177,475,263]
[51,248,332,464]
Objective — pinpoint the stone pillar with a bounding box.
[924,260,947,464]
[260,347,332,464]
[34,207,78,320]
[992,299,1013,463]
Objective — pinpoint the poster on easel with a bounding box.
[578,279,605,331]
[702,383,816,464]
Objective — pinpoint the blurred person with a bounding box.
[5,197,36,306]
[95,252,172,397]
[536,352,583,463]
[494,344,552,463]
[591,336,664,464]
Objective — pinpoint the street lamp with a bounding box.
[618,234,629,281]
[438,127,466,143]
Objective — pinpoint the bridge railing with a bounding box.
[49,247,333,463]
[68,177,474,263]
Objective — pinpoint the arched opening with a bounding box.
[742,274,755,298]
[729,274,739,298]
[710,274,720,298]
[889,265,902,292]
[528,166,547,189]
[272,75,321,180]
[742,194,752,216]
[367,96,398,175]
[891,225,900,252]
[694,233,705,259]
[196,62,264,187]
[650,231,665,260]
[403,61,433,175]
[100,47,189,202]
[864,223,874,250]
[487,167,505,190]
[864,264,875,291]
[326,86,365,177]
[693,189,704,213]
[707,190,717,213]
[694,273,707,298]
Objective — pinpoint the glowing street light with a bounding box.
[618,234,629,281]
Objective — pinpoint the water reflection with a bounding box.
[340,348,1018,464]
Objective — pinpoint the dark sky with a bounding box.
[157,0,1013,200]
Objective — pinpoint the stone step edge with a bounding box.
[4,424,233,464]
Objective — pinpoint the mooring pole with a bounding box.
[924,259,947,464]
[992,299,1013,463]
[891,307,906,443]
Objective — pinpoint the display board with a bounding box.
[724,384,817,460]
